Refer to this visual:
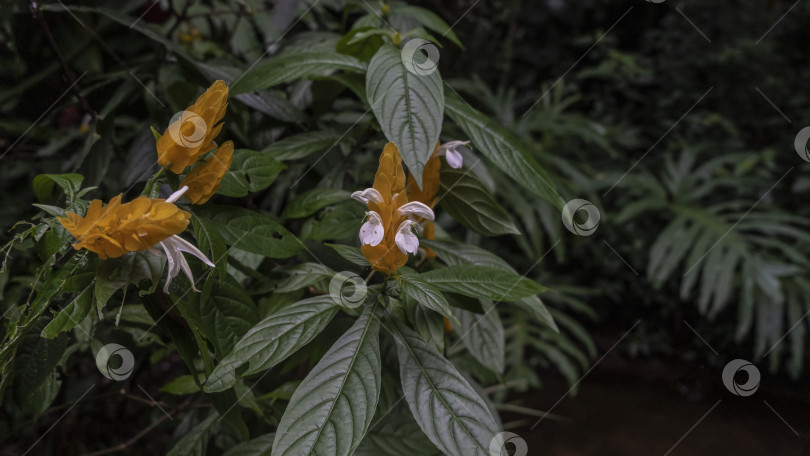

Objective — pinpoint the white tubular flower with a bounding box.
[165,185,189,203]
[351,188,384,206]
[439,140,470,169]
[155,235,215,293]
[359,211,384,246]
[395,220,420,255]
[397,201,435,221]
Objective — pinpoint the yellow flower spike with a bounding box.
[157,80,229,174]
[58,194,191,260]
[360,142,411,274]
[181,141,234,204]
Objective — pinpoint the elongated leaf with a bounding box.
[32,173,83,203]
[454,301,505,373]
[218,149,286,197]
[41,283,93,338]
[444,89,561,208]
[391,321,500,456]
[404,295,445,353]
[232,52,366,94]
[282,188,351,219]
[197,278,258,356]
[423,240,557,330]
[326,243,371,267]
[204,297,338,392]
[272,305,381,456]
[223,433,275,456]
[421,239,512,271]
[391,5,464,49]
[261,131,345,161]
[419,265,545,301]
[439,167,519,236]
[201,206,302,259]
[355,411,438,456]
[192,215,227,281]
[401,276,456,324]
[366,45,444,187]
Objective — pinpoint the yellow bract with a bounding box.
[181,141,234,204]
[406,141,441,258]
[362,142,410,274]
[157,80,229,174]
[58,194,190,260]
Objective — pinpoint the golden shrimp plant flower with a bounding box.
[181,140,234,204]
[157,80,229,174]
[58,187,214,292]
[352,142,434,274]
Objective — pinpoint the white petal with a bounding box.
[359,211,384,246]
[165,185,189,203]
[395,220,420,255]
[351,188,383,205]
[159,235,215,293]
[444,148,464,169]
[397,201,435,221]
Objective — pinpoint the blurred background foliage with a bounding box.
[1,0,809,453]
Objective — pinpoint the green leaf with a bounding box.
[192,215,228,281]
[355,411,438,456]
[404,295,445,353]
[160,375,203,395]
[326,243,371,268]
[166,411,219,456]
[444,89,562,209]
[401,276,456,324]
[272,304,381,456]
[301,202,365,241]
[232,52,366,94]
[337,27,388,61]
[217,149,286,198]
[421,239,512,270]
[366,45,444,187]
[418,265,545,301]
[261,131,346,161]
[274,263,335,293]
[454,301,505,374]
[197,278,258,356]
[423,240,557,331]
[438,167,520,236]
[391,5,464,49]
[204,297,339,393]
[390,320,500,456]
[223,434,276,456]
[32,173,84,203]
[514,295,558,333]
[41,282,93,338]
[14,318,68,412]
[201,206,303,259]
[282,188,351,219]
[94,251,164,315]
